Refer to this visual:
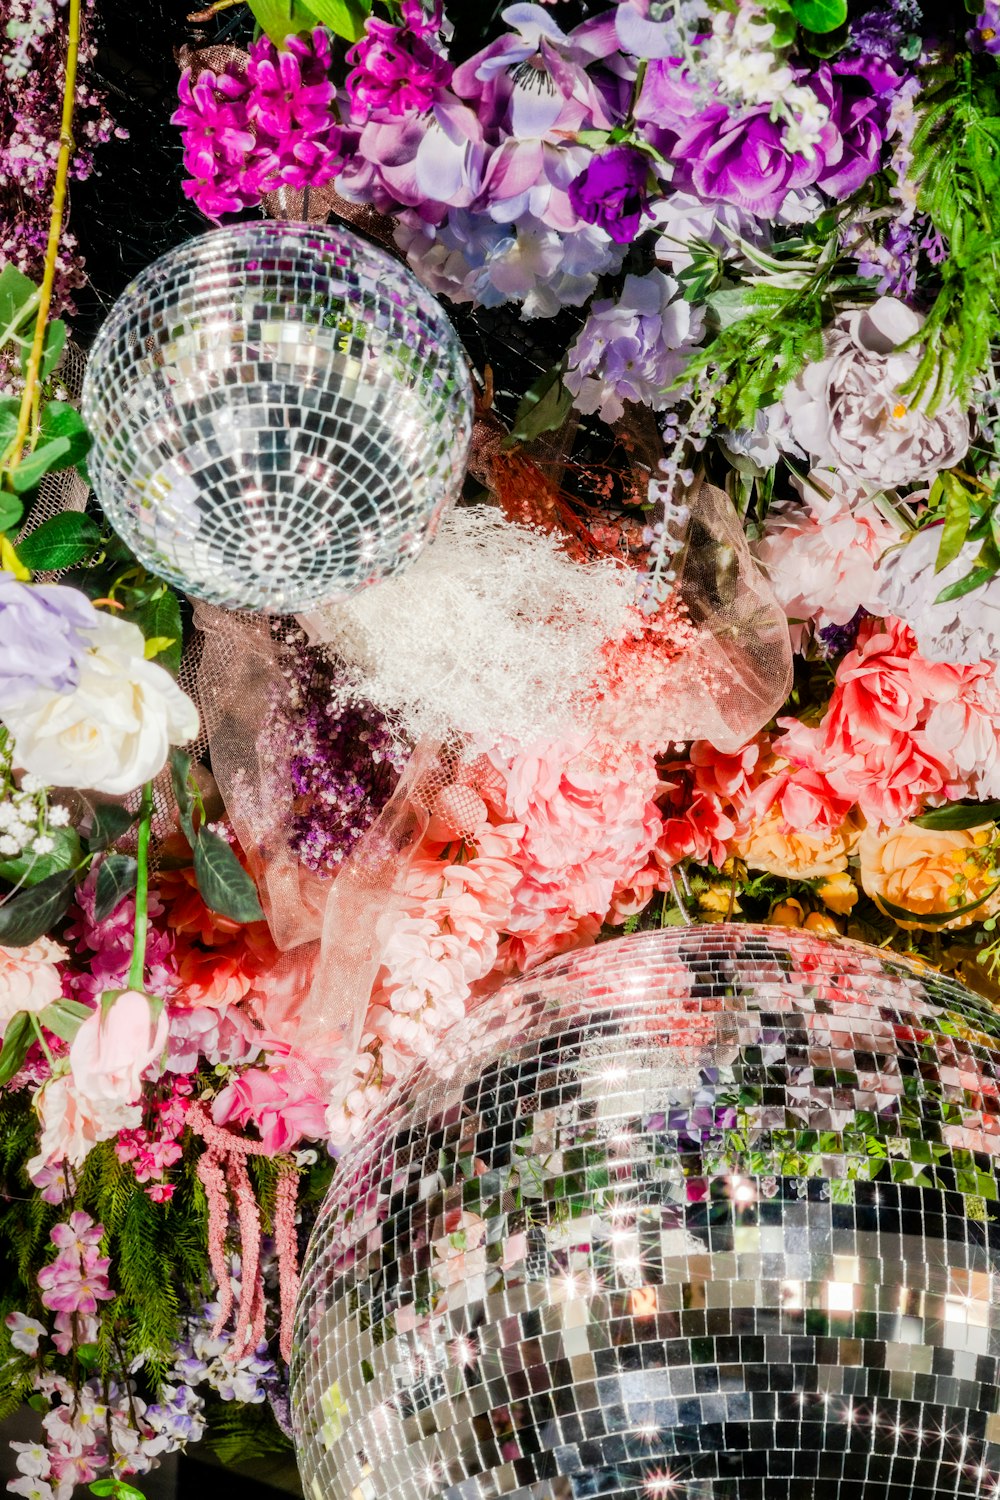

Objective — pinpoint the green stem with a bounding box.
[0,0,80,481]
[127,783,153,992]
[29,1014,55,1071]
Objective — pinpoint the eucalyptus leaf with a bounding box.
[16,512,102,571]
[193,828,264,923]
[0,1011,33,1087]
[0,869,75,945]
[94,854,138,921]
[913,801,1000,830]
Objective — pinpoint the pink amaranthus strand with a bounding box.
[188,1100,300,1361]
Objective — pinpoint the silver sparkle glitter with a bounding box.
[291,926,1000,1500]
[81,222,472,613]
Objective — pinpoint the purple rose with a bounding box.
[810,63,889,201]
[0,577,98,712]
[568,146,656,243]
[674,103,816,217]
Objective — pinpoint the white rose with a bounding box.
[1,613,198,795]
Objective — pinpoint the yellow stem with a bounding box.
[0,0,81,483]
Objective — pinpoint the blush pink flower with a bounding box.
[212,1063,328,1154]
[430,1209,488,1289]
[0,936,66,1035]
[28,1074,141,1178]
[69,991,168,1108]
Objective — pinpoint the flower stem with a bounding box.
[0,0,81,482]
[29,1014,56,1071]
[127,783,154,992]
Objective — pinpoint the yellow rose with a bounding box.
[736,806,861,880]
[858,824,1000,931]
[697,884,741,921]
[767,899,805,929]
[815,870,858,916]
[803,911,840,938]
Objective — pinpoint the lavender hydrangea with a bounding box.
[0,578,98,712]
[565,269,705,424]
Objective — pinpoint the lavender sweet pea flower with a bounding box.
[568,145,658,244]
[616,0,690,59]
[0,577,98,712]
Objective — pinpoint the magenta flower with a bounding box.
[345,16,453,120]
[171,65,257,221]
[245,30,343,195]
[568,146,657,244]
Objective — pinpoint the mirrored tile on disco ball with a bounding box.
[292,927,1000,1500]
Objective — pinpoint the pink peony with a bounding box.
[28,1074,141,1178]
[689,738,763,822]
[0,937,66,1035]
[69,990,168,1108]
[504,735,661,923]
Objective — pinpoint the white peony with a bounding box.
[875,524,1000,665]
[1,612,198,795]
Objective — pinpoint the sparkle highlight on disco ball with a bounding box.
[291,926,1000,1500]
[81,221,472,613]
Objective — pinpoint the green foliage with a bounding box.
[94,854,138,921]
[202,1395,295,1467]
[0,868,76,945]
[0,825,81,886]
[248,0,370,42]
[508,364,573,447]
[16,512,103,572]
[904,56,1000,409]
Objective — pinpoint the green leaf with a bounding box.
[790,0,847,30]
[8,436,72,493]
[304,0,371,38]
[248,0,371,42]
[0,266,39,348]
[0,1011,33,1087]
[0,826,81,886]
[875,878,1000,927]
[87,803,136,851]
[507,364,573,447]
[934,563,997,604]
[0,869,75,945]
[934,477,972,572]
[38,401,91,468]
[913,801,1000,830]
[94,854,138,921]
[193,829,263,923]
[37,998,92,1043]
[169,749,196,844]
[16,512,102,571]
[800,20,848,53]
[134,589,183,675]
[20,319,66,383]
[0,491,23,532]
[75,1343,101,1369]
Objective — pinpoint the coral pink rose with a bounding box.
[0,937,66,1035]
[69,990,168,1107]
[689,738,763,820]
[823,616,962,748]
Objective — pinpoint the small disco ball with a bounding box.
[81,222,472,613]
[291,926,1000,1500]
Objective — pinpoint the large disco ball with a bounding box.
[81,221,472,613]
[292,926,1000,1500]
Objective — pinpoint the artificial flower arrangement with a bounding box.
[6,0,1000,1493]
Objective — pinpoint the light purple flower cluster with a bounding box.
[0,577,97,712]
[565,269,705,424]
[0,0,121,311]
[172,30,343,222]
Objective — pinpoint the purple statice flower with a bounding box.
[259,645,406,878]
[172,62,257,221]
[565,268,704,424]
[848,0,920,61]
[568,145,658,244]
[969,0,1000,52]
[855,212,945,299]
[0,577,98,712]
[345,15,453,120]
[817,609,867,660]
[245,30,343,195]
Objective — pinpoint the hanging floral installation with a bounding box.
[4,0,1000,1490]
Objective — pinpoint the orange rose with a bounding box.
[859,823,1000,931]
[736,806,861,880]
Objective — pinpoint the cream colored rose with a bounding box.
[736,806,861,880]
[859,823,1000,930]
[1,613,198,796]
